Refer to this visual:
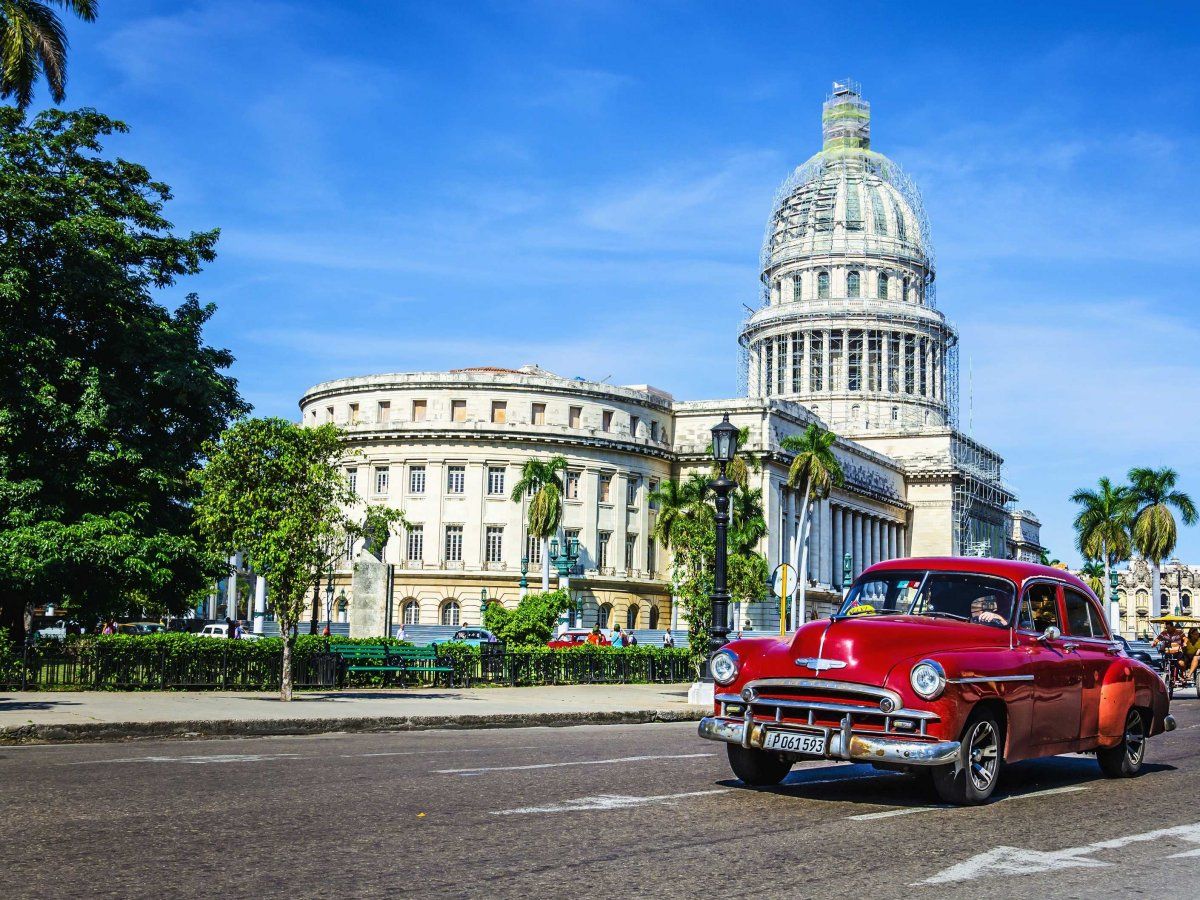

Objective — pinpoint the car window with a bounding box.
[1017,582,1060,634]
[1063,588,1108,639]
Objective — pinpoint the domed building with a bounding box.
[296,80,1043,637]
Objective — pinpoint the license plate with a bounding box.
[762,729,826,755]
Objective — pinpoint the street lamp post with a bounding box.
[480,587,488,627]
[323,581,334,636]
[519,556,529,599]
[708,414,738,666]
[1109,568,1121,636]
[550,535,581,631]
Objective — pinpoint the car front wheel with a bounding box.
[931,710,1003,805]
[726,744,792,786]
[1097,707,1146,778]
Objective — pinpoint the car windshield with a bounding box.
[839,570,1016,628]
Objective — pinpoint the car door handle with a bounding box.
[1062,642,1079,652]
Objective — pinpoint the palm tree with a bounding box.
[649,474,710,552]
[729,486,767,556]
[1128,467,1197,617]
[0,1,97,108]
[1070,476,1133,609]
[510,456,567,590]
[1079,560,1106,598]
[781,423,844,628]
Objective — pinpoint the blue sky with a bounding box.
[51,1,1200,564]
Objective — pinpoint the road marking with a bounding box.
[344,744,541,758]
[492,789,729,816]
[848,806,948,820]
[436,752,713,775]
[917,821,1200,885]
[1002,784,1088,801]
[69,753,306,765]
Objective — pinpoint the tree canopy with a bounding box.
[0,108,246,639]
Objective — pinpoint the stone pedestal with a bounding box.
[349,552,388,638]
[688,681,714,706]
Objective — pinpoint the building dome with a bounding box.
[740,80,957,435]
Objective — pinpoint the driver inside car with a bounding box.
[970,595,1008,627]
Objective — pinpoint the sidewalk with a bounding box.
[0,683,707,744]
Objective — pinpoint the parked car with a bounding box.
[117,622,165,635]
[32,620,68,641]
[449,628,499,646]
[547,628,612,648]
[1116,636,1163,671]
[700,557,1174,805]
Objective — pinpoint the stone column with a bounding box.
[851,512,862,578]
[872,518,881,567]
[253,576,267,634]
[786,331,796,394]
[842,327,851,392]
[748,345,759,397]
[822,329,831,393]
[802,331,812,393]
[818,498,832,585]
[881,330,891,395]
[831,505,842,589]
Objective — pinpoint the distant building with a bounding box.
[300,80,1042,635]
[1116,558,1198,638]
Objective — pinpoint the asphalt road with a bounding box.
[2,699,1198,899]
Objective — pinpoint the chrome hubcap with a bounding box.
[1125,710,1145,767]
[967,721,999,791]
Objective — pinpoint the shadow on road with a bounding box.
[0,697,82,711]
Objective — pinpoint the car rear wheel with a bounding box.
[726,744,792,786]
[1097,707,1146,778]
[931,710,1003,805]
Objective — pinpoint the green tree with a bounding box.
[482,589,571,647]
[192,418,378,701]
[1070,476,1133,607]
[0,1,96,107]
[1078,560,1106,598]
[781,423,844,628]
[510,456,567,591]
[1128,466,1197,617]
[0,109,246,641]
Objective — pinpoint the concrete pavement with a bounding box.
[0,683,705,744]
[1,697,1197,898]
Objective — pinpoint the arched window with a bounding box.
[923,410,931,424]
[1161,592,1170,610]
[1182,593,1192,610]
[627,604,640,630]
[597,603,612,628]
[877,272,889,299]
[402,599,420,625]
[791,275,802,302]
[903,276,911,302]
[649,606,660,629]
[846,271,860,298]
[891,406,899,422]
[817,271,830,299]
[440,600,460,626]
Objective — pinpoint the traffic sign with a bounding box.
[771,563,797,599]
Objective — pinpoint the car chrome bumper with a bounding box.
[698,716,961,767]
[1164,714,1177,732]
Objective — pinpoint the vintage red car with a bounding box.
[700,557,1175,805]
[546,627,611,649]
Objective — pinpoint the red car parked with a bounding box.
[700,557,1174,805]
[547,628,611,649]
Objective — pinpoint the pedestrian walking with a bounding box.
[225,616,236,638]
[586,625,603,645]
[611,625,625,648]
[628,632,637,646]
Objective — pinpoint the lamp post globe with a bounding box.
[480,587,488,626]
[708,414,737,669]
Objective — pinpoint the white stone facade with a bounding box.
[1115,558,1198,639]
[298,80,1043,634]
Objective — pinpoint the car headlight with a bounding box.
[711,649,740,685]
[910,659,946,699]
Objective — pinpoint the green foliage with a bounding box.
[0,108,247,641]
[1128,467,1196,563]
[510,456,567,538]
[356,504,408,559]
[0,1,97,107]
[1071,477,1133,566]
[782,423,844,501]
[482,589,570,647]
[438,641,692,686]
[192,418,360,700]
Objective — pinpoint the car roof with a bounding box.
[863,557,1095,596]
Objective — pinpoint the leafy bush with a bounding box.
[441,642,691,686]
[482,589,570,647]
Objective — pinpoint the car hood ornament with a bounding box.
[795,657,847,671]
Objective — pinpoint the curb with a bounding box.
[0,707,707,746]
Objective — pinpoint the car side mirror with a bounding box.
[1038,625,1061,642]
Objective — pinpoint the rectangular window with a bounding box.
[599,474,612,503]
[485,526,504,564]
[565,470,581,500]
[904,334,916,394]
[348,402,360,424]
[627,475,640,507]
[406,525,423,562]
[764,340,774,394]
[526,533,542,564]
[650,421,659,441]
[629,415,640,437]
[647,539,656,575]
[809,333,823,392]
[377,401,390,423]
[451,400,467,422]
[446,465,465,494]
[491,401,507,424]
[564,528,580,559]
[411,399,427,422]
[569,406,582,428]
[848,329,862,392]
[818,271,830,299]
[648,479,659,510]
[829,333,843,391]
[409,465,426,494]
[888,332,901,393]
[791,275,802,302]
[325,406,335,423]
[487,466,505,495]
[602,410,613,432]
[625,534,637,570]
[598,531,612,568]
[346,467,358,494]
[373,466,389,494]
[531,402,546,425]
[444,525,463,562]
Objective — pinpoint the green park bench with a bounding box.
[329,644,455,687]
